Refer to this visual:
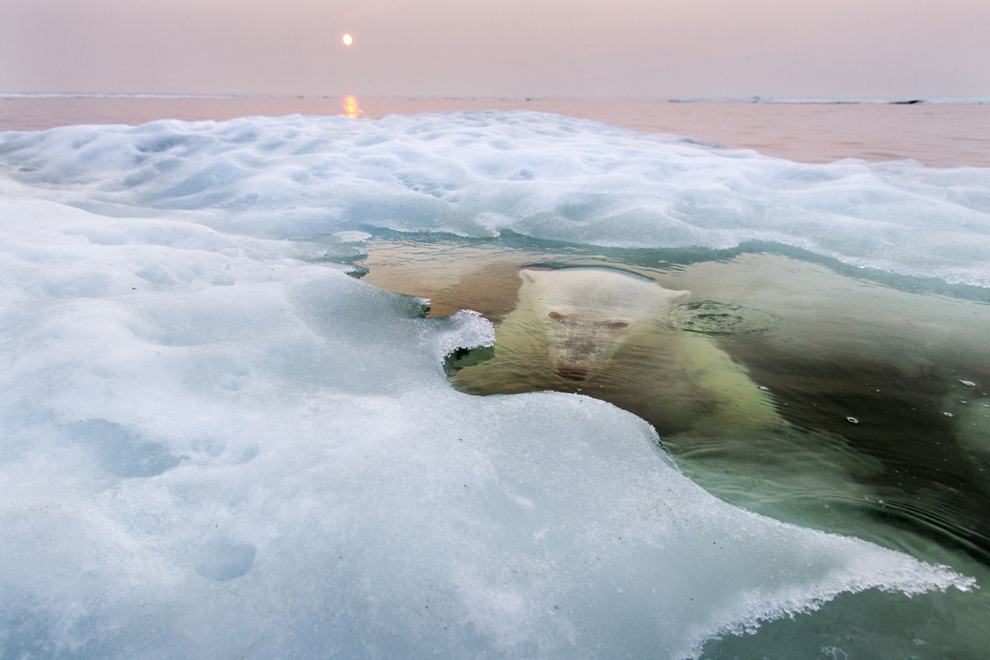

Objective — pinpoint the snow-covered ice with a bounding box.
[0,113,981,658]
[2,111,988,287]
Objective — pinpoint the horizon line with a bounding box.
[2,91,990,105]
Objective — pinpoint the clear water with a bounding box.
[360,235,990,658]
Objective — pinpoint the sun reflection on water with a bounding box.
[342,95,363,119]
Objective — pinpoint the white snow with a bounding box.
[0,114,979,658]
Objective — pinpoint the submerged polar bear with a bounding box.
[523,267,690,381]
[453,267,780,434]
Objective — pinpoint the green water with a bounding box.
[359,236,990,658]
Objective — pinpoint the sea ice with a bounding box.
[1,111,988,287]
[0,115,980,658]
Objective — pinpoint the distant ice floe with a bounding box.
[668,96,990,104]
[0,113,980,657]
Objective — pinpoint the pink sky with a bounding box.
[2,0,988,98]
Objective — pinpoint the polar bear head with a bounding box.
[518,268,690,381]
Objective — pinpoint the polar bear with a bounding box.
[452,267,781,435]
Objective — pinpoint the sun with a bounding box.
[342,33,353,47]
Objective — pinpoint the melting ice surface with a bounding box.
[2,111,989,286]
[0,113,983,658]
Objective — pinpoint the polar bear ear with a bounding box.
[651,279,692,303]
[519,269,541,283]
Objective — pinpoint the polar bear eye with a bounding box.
[548,311,566,321]
[605,320,629,329]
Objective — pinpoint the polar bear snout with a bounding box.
[544,311,637,382]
